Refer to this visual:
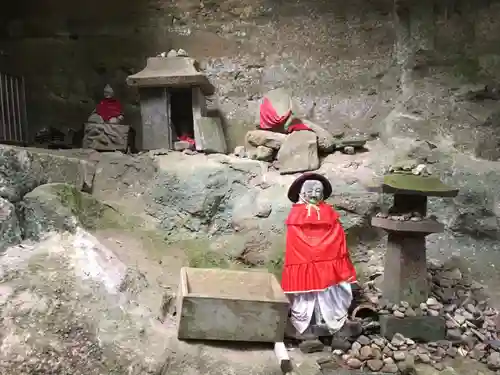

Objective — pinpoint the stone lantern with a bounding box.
[368,163,459,340]
[371,166,458,306]
[126,52,227,154]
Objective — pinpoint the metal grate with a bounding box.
[0,72,28,144]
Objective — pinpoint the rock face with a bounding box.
[0,146,96,202]
[276,130,320,174]
[0,230,281,375]
[474,110,500,161]
[18,183,107,240]
[0,197,22,252]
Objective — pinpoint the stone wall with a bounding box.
[1,0,500,149]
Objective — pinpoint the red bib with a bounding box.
[281,202,357,293]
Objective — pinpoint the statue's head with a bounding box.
[299,180,324,204]
[103,84,114,99]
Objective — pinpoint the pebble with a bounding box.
[393,351,406,361]
[428,309,440,317]
[346,358,362,369]
[331,338,351,352]
[446,329,462,342]
[382,363,399,373]
[487,352,500,370]
[299,339,324,354]
[454,314,466,325]
[351,342,361,352]
[405,307,417,317]
[447,347,458,357]
[367,359,384,371]
[394,310,405,318]
[359,346,373,360]
[426,297,440,306]
[384,357,395,364]
[372,337,386,347]
[357,335,371,346]
[417,353,431,363]
[391,333,406,346]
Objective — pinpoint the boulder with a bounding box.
[0,145,96,202]
[246,145,275,161]
[0,197,22,252]
[245,130,287,150]
[276,131,320,174]
[302,119,336,153]
[18,183,110,240]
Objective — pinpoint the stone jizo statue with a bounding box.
[282,173,357,337]
[88,84,124,124]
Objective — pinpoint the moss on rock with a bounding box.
[18,183,130,240]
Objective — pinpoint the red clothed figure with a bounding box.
[96,98,123,122]
[178,134,196,146]
[259,97,291,130]
[281,202,357,293]
[259,97,311,133]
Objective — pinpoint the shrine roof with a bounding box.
[126,57,215,95]
[366,173,459,197]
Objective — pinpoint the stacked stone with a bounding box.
[298,258,500,373]
[233,129,368,175]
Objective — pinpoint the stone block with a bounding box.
[82,123,130,152]
[245,129,287,150]
[174,141,193,151]
[193,116,227,154]
[379,315,446,342]
[176,267,289,342]
[382,232,429,305]
[138,87,172,151]
[276,130,319,175]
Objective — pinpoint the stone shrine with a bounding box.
[126,50,227,153]
[83,84,132,152]
[370,166,459,306]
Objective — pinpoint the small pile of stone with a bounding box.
[375,211,438,222]
[341,333,419,373]
[297,257,500,373]
[158,49,189,58]
[233,128,368,175]
[388,159,432,176]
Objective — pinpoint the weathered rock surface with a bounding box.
[18,183,108,240]
[246,130,287,150]
[82,123,130,152]
[302,119,336,153]
[0,197,22,252]
[474,110,500,161]
[246,145,275,161]
[0,145,96,202]
[0,230,282,375]
[276,130,319,174]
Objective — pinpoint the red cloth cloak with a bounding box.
[281,202,357,293]
[96,98,123,122]
[259,97,311,132]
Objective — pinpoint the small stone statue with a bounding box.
[282,173,358,338]
[88,84,124,124]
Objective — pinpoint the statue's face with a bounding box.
[300,180,324,204]
[103,85,114,99]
